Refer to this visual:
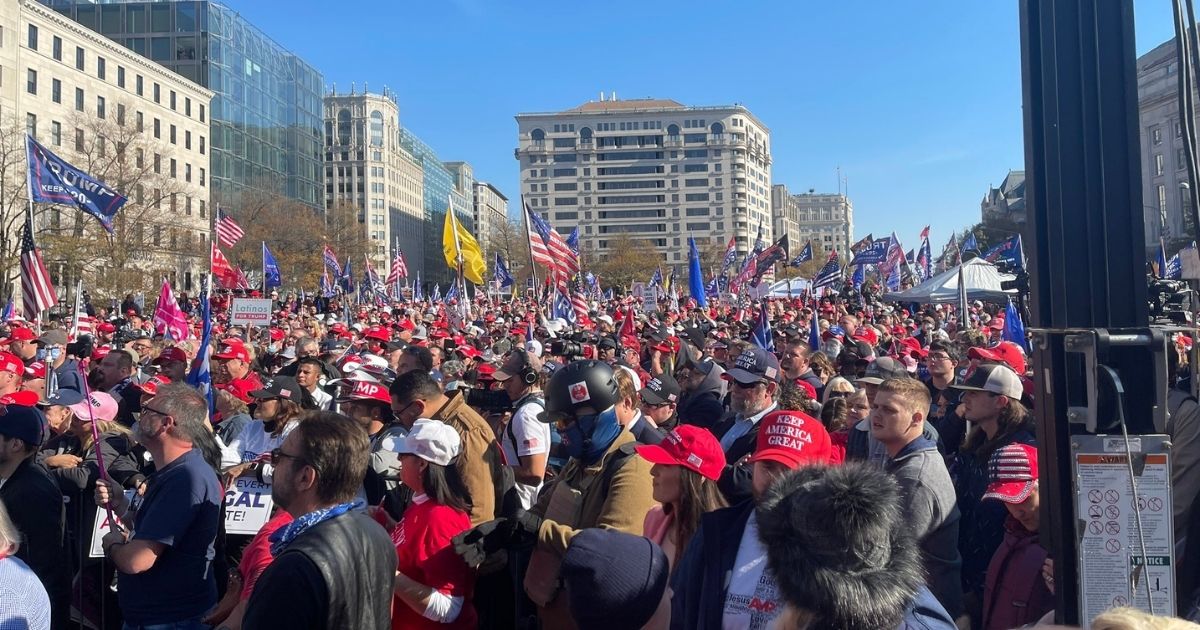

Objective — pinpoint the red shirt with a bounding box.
[237,510,293,600]
[390,494,476,630]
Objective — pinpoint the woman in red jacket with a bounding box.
[379,418,476,630]
[981,443,1054,630]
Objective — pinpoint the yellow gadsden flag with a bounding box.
[443,207,486,285]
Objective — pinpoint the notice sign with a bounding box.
[225,477,274,535]
[230,298,273,327]
[89,490,135,558]
[1074,435,1175,623]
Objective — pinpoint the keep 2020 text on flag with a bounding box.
[26,135,127,234]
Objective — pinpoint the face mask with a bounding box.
[268,344,279,354]
[917,364,931,381]
[48,348,62,361]
[35,348,46,361]
[559,406,622,464]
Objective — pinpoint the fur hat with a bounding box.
[755,463,924,630]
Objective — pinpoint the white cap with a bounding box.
[525,339,543,357]
[393,418,461,466]
[597,315,614,326]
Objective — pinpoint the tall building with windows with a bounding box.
[771,184,801,252]
[1,0,212,294]
[323,89,424,270]
[39,0,325,212]
[399,127,473,286]
[515,96,773,265]
[791,190,853,256]
[472,181,508,257]
[1137,37,1195,249]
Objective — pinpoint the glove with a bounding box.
[453,518,517,568]
[511,509,543,545]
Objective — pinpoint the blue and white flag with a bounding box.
[262,243,281,289]
[751,302,773,351]
[1003,299,1029,351]
[493,253,515,288]
[962,232,979,253]
[445,282,459,302]
[605,288,614,301]
[553,289,577,325]
[812,254,842,289]
[414,271,424,301]
[1166,253,1183,280]
[688,237,708,308]
[849,237,891,266]
[648,268,663,289]
[339,258,354,293]
[432,283,441,303]
[852,264,865,290]
[982,235,1026,270]
[790,242,813,267]
[186,276,214,417]
[0,297,12,322]
[26,134,128,234]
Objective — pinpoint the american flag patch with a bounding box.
[523,438,540,448]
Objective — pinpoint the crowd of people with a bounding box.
[0,289,1198,630]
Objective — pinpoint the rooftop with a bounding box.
[565,98,686,112]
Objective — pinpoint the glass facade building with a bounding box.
[41,0,325,212]
[399,126,473,287]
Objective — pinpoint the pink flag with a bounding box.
[153,279,188,341]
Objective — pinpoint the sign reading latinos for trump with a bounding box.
[27,135,128,234]
[89,489,136,558]
[225,476,274,535]
[230,298,273,327]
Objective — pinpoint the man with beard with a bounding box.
[93,384,222,628]
[242,412,396,630]
[712,347,781,503]
[779,341,824,400]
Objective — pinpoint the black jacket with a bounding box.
[244,510,396,630]
[677,366,726,430]
[712,405,778,504]
[670,500,755,630]
[630,414,665,445]
[0,457,71,630]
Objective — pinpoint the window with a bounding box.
[1153,127,1163,145]
[136,112,144,132]
[686,222,711,231]
[1156,154,1165,176]
[554,212,579,220]
[1177,121,1183,138]
[685,178,708,187]
[200,104,205,122]
[25,69,35,95]
[96,96,105,119]
[52,36,61,61]
[170,159,176,178]
[136,75,143,96]
[199,136,205,154]
[50,78,61,104]
[153,83,160,103]
[1179,148,1188,169]
[117,103,125,126]
[686,208,710,216]
[685,193,710,202]
[25,113,36,138]
[117,66,125,88]
[75,47,84,71]
[683,164,708,173]
[51,121,61,146]
[170,124,176,144]
[27,25,36,51]
[683,149,708,158]
[1159,184,1168,212]
[199,200,206,218]
[185,164,191,182]
[74,127,84,151]
[74,88,84,111]
[136,149,143,168]
[154,153,160,174]
[185,98,191,117]
[199,168,205,186]
[184,130,191,149]
[97,57,106,80]
[154,118,160,139]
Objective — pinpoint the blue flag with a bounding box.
[1003,299,1029,351]
[812,256,842,289]
[445,282,459,302]
[1167,253,1183,280]
[262,243,281,289]
[494,253,515,288]
[852,264,865,290]
[553,289,577,325]
[26,134,128,234]
[648,268,663,289]
[849,238,891,265]
[186,276,215,417]
[962,232,979,253]
[605,288,614,301]
[432,283,441,303]
[790,242,813,267]
[982,235,1026,270]
[687,237,708,308]
[414,271,424,301]
[808,308,820,352]
[340,259,354,292]
[0,297,12,322]
[751,301,773,351]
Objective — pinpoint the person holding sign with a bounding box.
[376,418,477,630]
[93,383,222,629]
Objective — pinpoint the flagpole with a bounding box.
[520,195,540,299]
[23,136,41,329]
[260,241,266,294]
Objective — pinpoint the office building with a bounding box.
[1,0,212,294]
[472,181,508,256]
[323,88,424,270]
[515,96,773,265]
[791,190,854,256]
[40,0,325,212]
[400,126,473,286]
[771,184,801,253]
[1137,37,1199,248]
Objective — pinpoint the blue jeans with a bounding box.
[122,618,207,630]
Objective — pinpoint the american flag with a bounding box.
[525,202,576,287]
[386,250,408,284]
[69,279,91,340]
[323,244,342,276]
[524,201,554,268]
[215,206,244,249]
[20,212,56,319]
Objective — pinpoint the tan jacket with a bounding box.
[430,391,498,526]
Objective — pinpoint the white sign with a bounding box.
[1075,436,1175,624]
[1181,246,1200,281]
[89,490,135,558]
[230,298,273,327]
[224,476,274,535]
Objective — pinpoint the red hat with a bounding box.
[429,329,451,340]
[213,341,250,362]
[154,347,187,365]
[336,379,391,405]
[0,351,24,375]
[398,319,415,331]
[137,375,171,397]
[852,327,879,347]
[364,326,390,343]
[0,390,39,406]
[455,345,481,360]
[747,411,832,469]
[968,341,1026,375]
[0,327,36,344]
[331,322,348,334]
[97,322,116,334]
[983,443,1038,503]
[269,327,286,342]
[791,378,817,401]
[475,363,497,380]
[217,379,254,403]
[634,425,726,481]
[898,336,927,359]
[92,345,111,361]
[23,361,46,379]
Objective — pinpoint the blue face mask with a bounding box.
[48,347,62,361]
[36,348,46,361]
[917,364,930,381]
[558,406,623,465]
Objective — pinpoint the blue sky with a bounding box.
[229,0,1176,250]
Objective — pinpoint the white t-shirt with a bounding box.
[501,398,551,510]
[722,513,783,630]
[227,420,299,464]
[308,387,334,411]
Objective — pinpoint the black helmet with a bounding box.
[541,360,620,422]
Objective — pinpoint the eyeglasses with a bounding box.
[826,390,852,400]
[270,447,308,469]
[639,398,670,409]
[141,405,171,418]
[927,353,952,362]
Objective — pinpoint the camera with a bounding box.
[466,388,513,414]
[67,335,95,360]
[1149,277,1194,324]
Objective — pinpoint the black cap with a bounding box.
[561,528,669,630]
[249,376,304,404]
[856,357,910,385]
[724,347,782,384]
[639,374,681,405]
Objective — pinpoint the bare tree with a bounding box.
[588,232,664,291]
[485,216,530,284]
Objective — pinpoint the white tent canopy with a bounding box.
[744,277,812,299]
[884,258,1017,304]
